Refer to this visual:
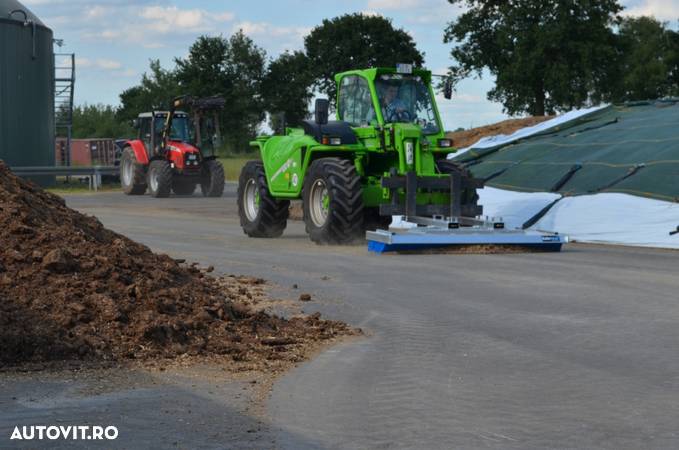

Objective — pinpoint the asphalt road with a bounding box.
[55,186,679,449]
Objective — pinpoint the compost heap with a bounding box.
[446,115,553,149]
[0,161,353,367]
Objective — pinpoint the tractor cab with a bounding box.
[135,111,192,156]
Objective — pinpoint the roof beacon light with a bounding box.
[396,63,413,74]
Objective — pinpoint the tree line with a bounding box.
[72,6,679,150]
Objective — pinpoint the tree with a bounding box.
[444,0,622,116]
[305,13,425,102]
[261,51,314,131]
[117,60,180,123]
[175,32,267,152]
[71,104,133,139]
[611,16,679,101]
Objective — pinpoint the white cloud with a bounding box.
[236,21,310,39]
[367,0,424,10]
[85,5,108,19]
[96,59,122,70]
[215,12,235,22]
[621,0,679,21]
[141,6,208,33]
[75,57,92,68]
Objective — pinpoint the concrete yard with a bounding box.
[2,184,678,449]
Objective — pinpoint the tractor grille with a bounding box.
[183,153,202,175]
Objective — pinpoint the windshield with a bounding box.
[375,74,440,134]
[154,115,192,142]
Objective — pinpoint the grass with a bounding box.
[47,178,121,194]
[218,153,259,182]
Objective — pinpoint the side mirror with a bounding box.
[314,98,329,125]
[274,112,287,135]
[131,119,140,129]
[443,78,453,100]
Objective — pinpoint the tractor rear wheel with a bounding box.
[436,159,480,212]
[120,147,146,195]
[303,158,364,244]
[238,161,289,237]
[147,160,173,198]
[172,179,196,195]
[200,159,225,197]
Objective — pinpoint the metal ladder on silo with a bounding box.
[54,51,75,167]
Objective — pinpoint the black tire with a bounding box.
[200,159,225,197]
[172,179,196,195]
[363,207,391,232]
[436,159,481,212]
[147,160,173,198]
[303,158,363,244]
[120,147,147,195]
[238,161,289,238]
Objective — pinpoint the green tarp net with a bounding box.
[454,101,679,203]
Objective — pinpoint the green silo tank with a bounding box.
[0,0,55,180]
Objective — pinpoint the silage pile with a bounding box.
[0,161,354,368]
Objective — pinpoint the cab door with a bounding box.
[139,118,153,155]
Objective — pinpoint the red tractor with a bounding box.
[120,96,226,198]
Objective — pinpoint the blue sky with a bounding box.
[24,0,679,130]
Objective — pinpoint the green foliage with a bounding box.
[305,13,425,102]
[117,60,180,123]
[611,16,679,101]
[175,32,267,153]
[444,0,622,116]
[63,104,133,139]
[262,51,314,131]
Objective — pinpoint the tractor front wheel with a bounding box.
[238,161,289,238]
[120,147,146,195]
[303,158,363,244]
[200,159,225,197]
[147,160,173,198]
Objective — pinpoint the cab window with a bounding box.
[338,76,376,127]
[140,118,152,153]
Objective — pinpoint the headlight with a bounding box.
[437,138,453,148]
[405,141,414,166]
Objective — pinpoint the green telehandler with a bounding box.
[238,65,565,251]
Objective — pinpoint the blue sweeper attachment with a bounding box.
[366,216,567,253]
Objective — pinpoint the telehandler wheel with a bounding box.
[303,158,364,244]
[436,159,480,208]
[147,160,173,198]
[238,161,290,238]
[200,159,225,197]
[120,147,147,195]
[172,179,196,195]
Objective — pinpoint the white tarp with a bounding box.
[477,187,679,249]
[533,193,679,249]
[447,105,608,159]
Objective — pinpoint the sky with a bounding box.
[23,0,679,131]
